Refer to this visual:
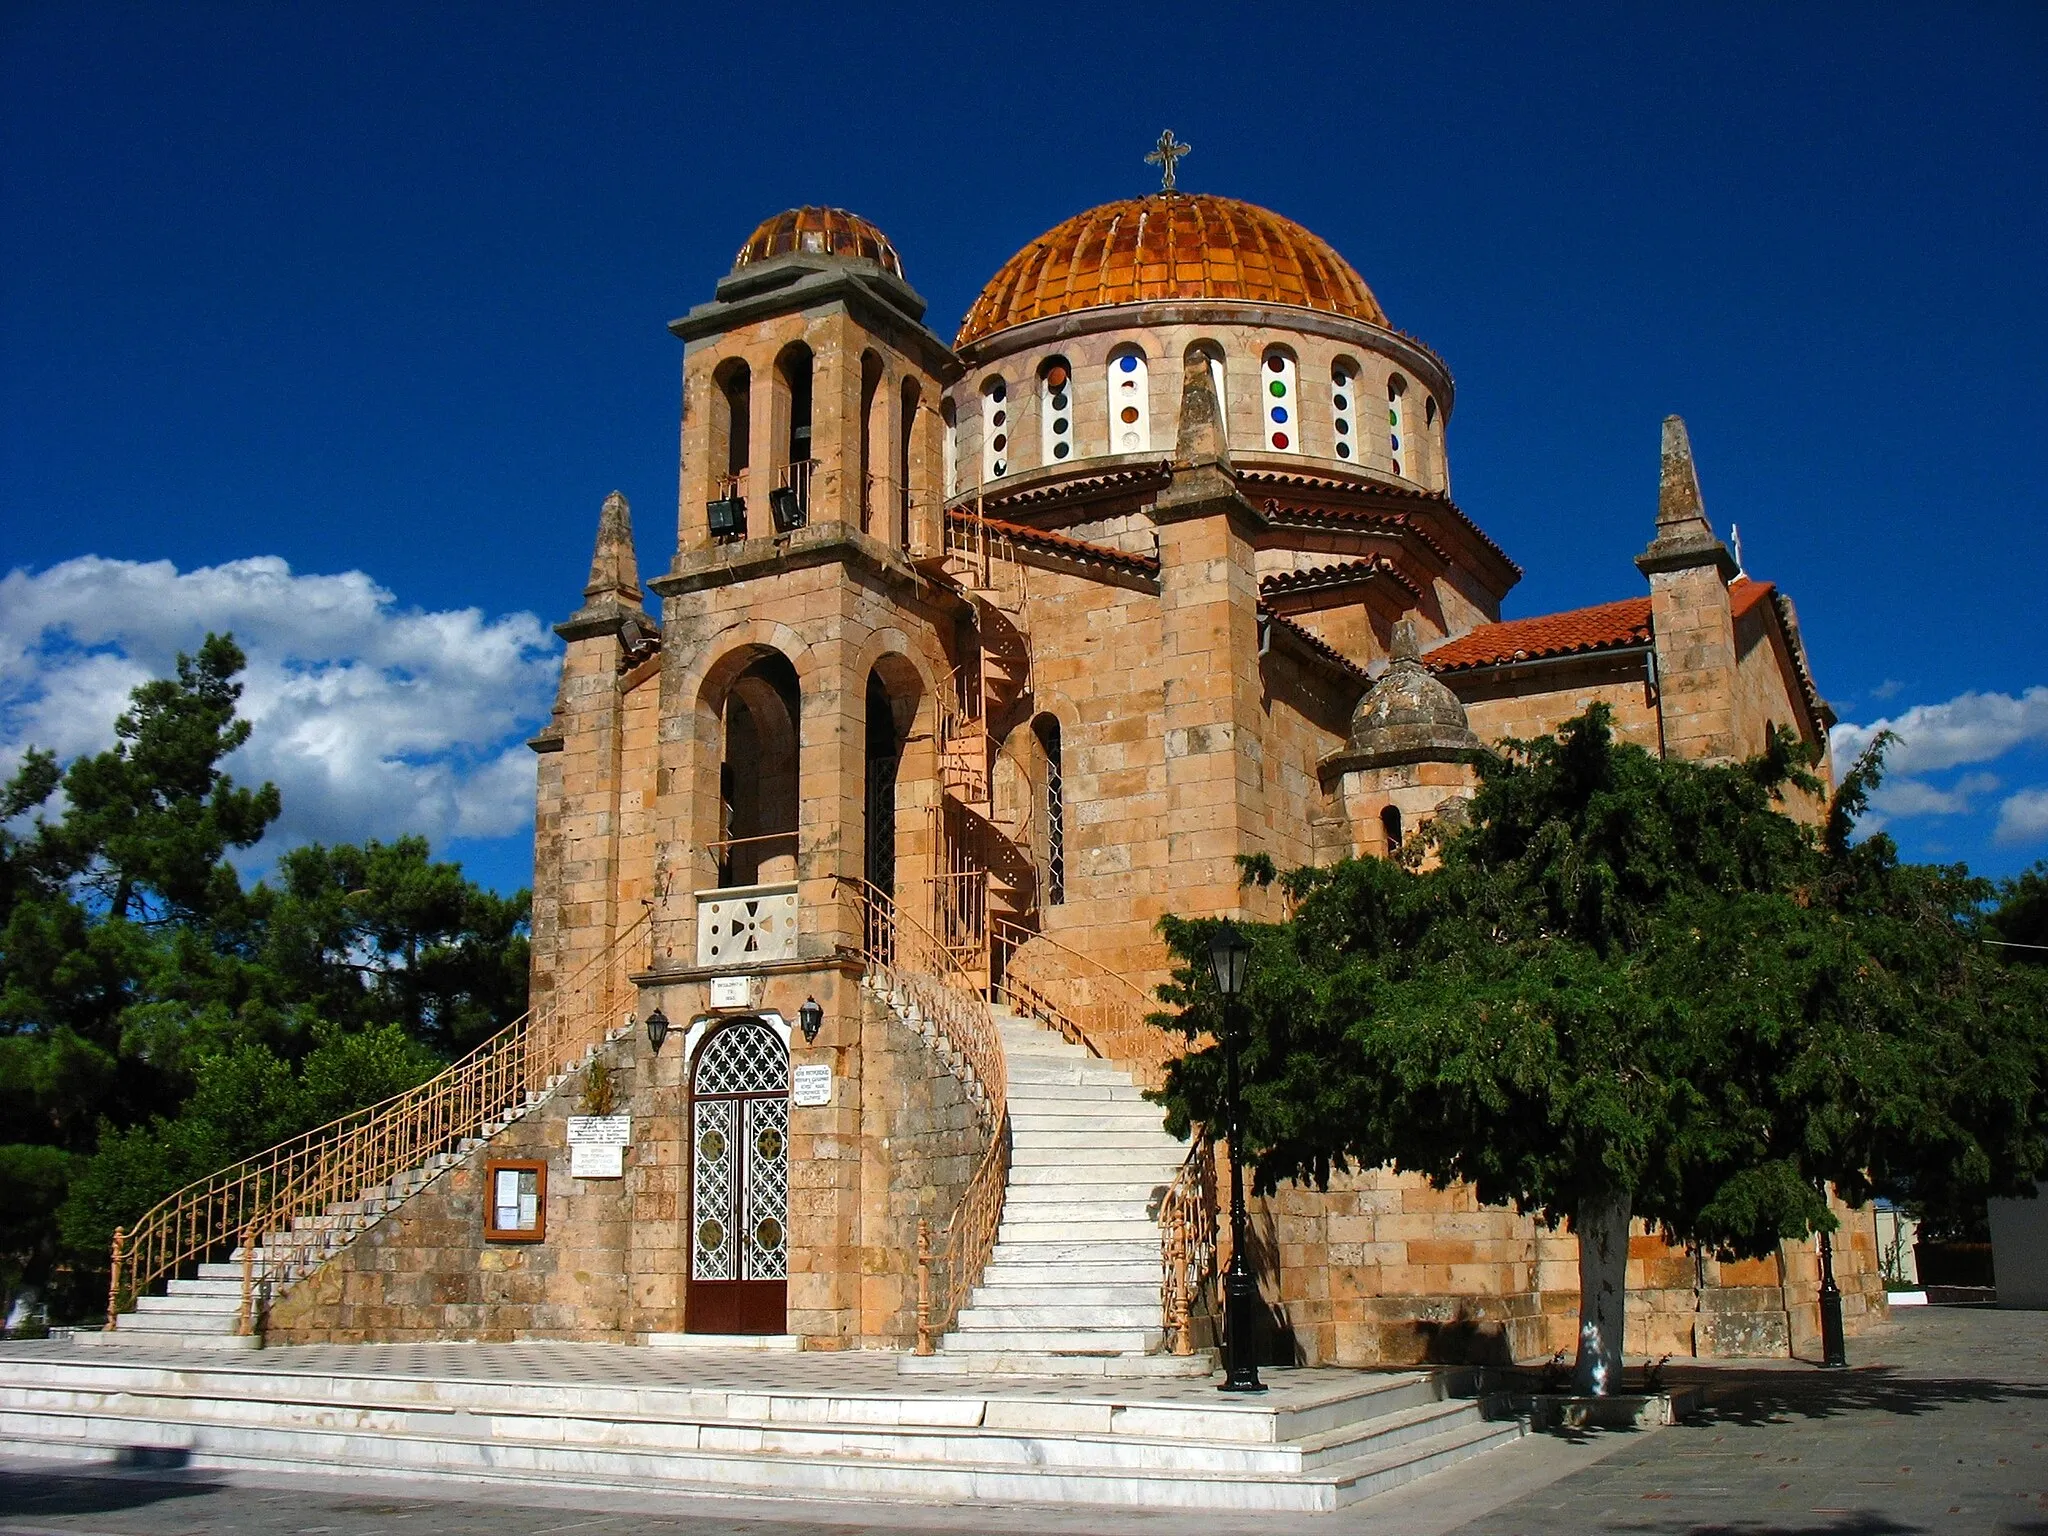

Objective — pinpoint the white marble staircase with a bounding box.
[903,1009,1212,1377]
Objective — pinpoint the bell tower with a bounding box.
[669,208,955,560]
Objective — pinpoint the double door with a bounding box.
[687,1017,789,1334]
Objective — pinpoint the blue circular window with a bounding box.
[1270,406,1288,424]
[1119,355,1138,373]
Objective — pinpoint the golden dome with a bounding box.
[957,194,1386,350]
[734,207,903,280]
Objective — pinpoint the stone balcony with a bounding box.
[695,883,800,967]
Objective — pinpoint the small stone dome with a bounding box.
[958,193,1386,349]
[1346,619,1480,761]
[734,207,904,280]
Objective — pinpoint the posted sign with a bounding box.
[567,1115,630,1179]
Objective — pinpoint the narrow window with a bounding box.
[858,351,884,532]
[1380,804,1403,855]
[898,376,920,546]
[1208,351,1229,440]
[1330,359,1359,462]
[1035,715,1065,905]
[1040,357,1075,465]
[981,376,1009,482]
[1387,374,1408,479]
[1106,346,1150,453]
[1262,348,1299,452]
[941,398,959,499]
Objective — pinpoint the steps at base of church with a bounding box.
[0,1345,1523,1513]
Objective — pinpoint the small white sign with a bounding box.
[567,1115,631,1145]
[792,1064,832,1108]
[570,1142,625,1179]
[709,975,752,1009]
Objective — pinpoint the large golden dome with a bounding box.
[957,194,1386,350]
[733,207,904,280]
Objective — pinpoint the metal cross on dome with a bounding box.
[1146,130,1191,192]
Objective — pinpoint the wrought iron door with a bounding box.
[687,1018,789,1333]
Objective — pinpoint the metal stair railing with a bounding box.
[107,911,650,1336]
[837,875,1008,1349]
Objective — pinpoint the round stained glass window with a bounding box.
[1334,394,1349,411]
[1390,459,1401,476]
[1045,365,1068,389]
[988,380,1005,401]
[992,409,1005,427]
[1270,406,1288,424]
[992,434,1006,452]
[1121,406,1140,424]
[1272,431,1290,449]
[1119,354,1138,373]
[992,460,1006,475]
[1336,443,1352,459]
[1269,380,1287,397]
[697,1218,725,1252]
[1053,442,1070,458]
[1267,356,1285,372]
[699,1129,726,1162]
[1335,418,1350,434]
[754,1217,784,1251]
[1122,431,1140,449]
[1053,417,1069,433]
[1390,434,1400,451]
[1051,392,1068,412]
[756,1127,783,1160]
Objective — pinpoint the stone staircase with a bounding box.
[904,1009,1213,1377]
[86,1041,610,1350]
[0,1342,1524,1512]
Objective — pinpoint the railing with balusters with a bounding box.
[836,875,1008,1348]
[986,916,1218,1353]
[107,911,650,1337]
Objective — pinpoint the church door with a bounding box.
[687,1018,790,1334]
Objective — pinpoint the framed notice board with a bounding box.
[484,1159,547,1242]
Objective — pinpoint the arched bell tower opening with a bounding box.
[717,651,801,887]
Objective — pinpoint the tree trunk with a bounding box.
[1573,1187,1631,1396]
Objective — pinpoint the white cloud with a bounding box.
[0,555,558,867]
[1870,772,2002,820]
[1997,788,2048,847]
[1832,687,2048,779]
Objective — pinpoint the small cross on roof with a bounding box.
[1145,130,1191,192]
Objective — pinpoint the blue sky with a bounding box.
[3,3,2044,893]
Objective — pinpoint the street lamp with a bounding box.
[1817,1209,1848,1369]
[644,1008,670,1055]
[1208,919,1266,1394]
[798,995,824,1045]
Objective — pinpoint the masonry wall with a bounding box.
[1451,653,1662,753]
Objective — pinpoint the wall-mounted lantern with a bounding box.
[645,1007,671,1055]
[798,995,824,1045]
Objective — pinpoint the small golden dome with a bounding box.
[734,207,903,280]
[958,194,1386,349]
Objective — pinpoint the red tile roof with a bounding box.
[946,509,1159,577]
[1424,596,1653,674]
[1260,557,1421,602]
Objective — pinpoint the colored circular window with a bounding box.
[1267,356,1286,372]
[1120,354,1139,373]
[1336,443,1352,459]
[756,1127,784,1160]
[754,1217,784,1251]
[992,409,1005,427]
[1390,459,1400,476]
[1053,417,1069,433]
[992,460,1006,475]
[699,1129,726,1161]
[1270,406,1288,424]
[1335,418,1350,434]
[988,381,1005,401]
[1333,394,1349,411]
[1121,406,1140,424]
[1390,434,1400,451]
[1269,380,1287,397]
[992,434,1006,452]
[697,1219,725,1252]
[1122,431,1140,449]
[1045,365,1069,389]
[1054,442,1070,458]
[1051,393,1068,413]
[1271,431,1290,449]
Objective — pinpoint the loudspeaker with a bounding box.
[707,496,747,539]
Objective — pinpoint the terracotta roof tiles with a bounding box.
[1424,597,1653,674]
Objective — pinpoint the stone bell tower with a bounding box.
[1636,415,1741,763]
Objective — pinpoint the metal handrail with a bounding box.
[1160,1137,1220,1355]
[989,916,1177,1091]
[108,912,650,1335]
[836,875,1008,1343]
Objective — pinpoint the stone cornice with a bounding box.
[650,522,940,602]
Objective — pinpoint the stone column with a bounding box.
[1636,416,1741,764]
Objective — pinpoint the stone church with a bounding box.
[108,177,1885,1371]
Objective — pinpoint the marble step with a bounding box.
[132,1293,240,1317]
[956,1303,1161,1330]
[978,1260,1164,1287]
[1002,1194,1160,1220]
[899,1349,1217,1380]
[938,1325,1165,1354]
[165,1277,243,1298]
[1008,1161,1180,1185]
[1011,1142,1185,1166]
[997,1219,1159,1244]
[969,1283,1162,1308]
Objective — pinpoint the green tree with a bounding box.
[1154,707,2048,1393]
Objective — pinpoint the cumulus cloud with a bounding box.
[1833,688,2048,850]
[0,555,558,865]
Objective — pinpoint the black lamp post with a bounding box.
[1208,919,1265,1393]
[1817,1221,1848,1369]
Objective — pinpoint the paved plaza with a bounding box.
[2,1306,2043,1535]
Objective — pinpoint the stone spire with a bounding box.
[557,490,650,643]
[1637,416,1737,580]
[1174,351,1230,469]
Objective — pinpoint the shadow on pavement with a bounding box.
[0,1461,223,1518]
[1680,1366,2048,1427]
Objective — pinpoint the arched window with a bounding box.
[1185,342,1228,444]
[981,376,1009,482]
[720,651,801,886]
[1380,804,1403,856]
[857,351,884,533]
[1387,374,1408,479]
[1106,346,1150,454]
[1330,358,1360,463]
[897,376,920,546]
[1262,348,1299,452]
[713,359,751,494]
[941,398,959,499]
[1033,714,1065,906]
[1039,357,1075,465]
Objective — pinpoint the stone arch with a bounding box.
[691,635,812,890]
[711,357,752,492]
[773,342,816,513]
[1183,339,1229,445]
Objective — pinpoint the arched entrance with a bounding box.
[687,1017,790,1334]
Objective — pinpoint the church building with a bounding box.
[107,164,1884,1371]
